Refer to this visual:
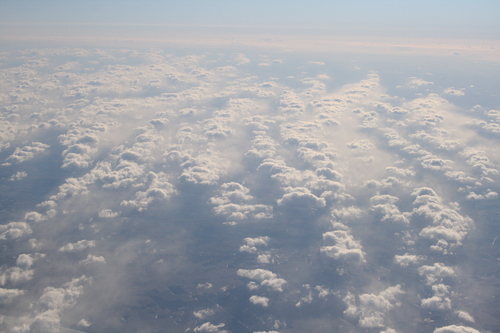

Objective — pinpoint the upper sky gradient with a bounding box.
[1,0,499,34]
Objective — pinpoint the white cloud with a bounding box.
[0,222,32,240]
[404,77,434,88]
[455,310,475,323]
[3,142,49,165]
[418,263,455,285]
[344,285,405,328]
[394,253,421,266]
[249,295,269,307]
[433,325,481,333]
[321,230,365,264]
[0,46,497,333]
[194,322,228,333]
[443,87,465,96]
[193,308,215,320]
[0,288,24,305]
[9,171,28,181]
[80,254,106,265]
[58,240,96,252]
[237,269,287,292]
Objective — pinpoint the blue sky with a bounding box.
[1,0,499,31]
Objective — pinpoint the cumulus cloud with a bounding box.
[443,87,465,96]
[194,322,228,333]
[2,142,49,165]
[344,285,405,328]
[433,325,481,333]
[0,222,32,240]
[249,295,269,307]
[58,240,96,252]
[237,269,287,292]
[193,308,215,320]
[321,230,365,264]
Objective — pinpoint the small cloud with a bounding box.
[443,87,465,96]
[58,240,96,252]
[233,53,251,65]
[400,77,434,88]
[308,61,325,65]
[193,308,215,320]
[249,295,269,307]
[98,209,119,218]
[9,171,28,181]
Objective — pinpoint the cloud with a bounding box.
[239,236,270,253]
[394,253,421,266]
[29,276,91,332]
[193,308,215,320]
[344,285,405,328]
[433,325,481,333]
[2,142,49,165]
[277,187,326,210]
[0,222,32,240]
[411,187,474,251]
[0,46,498,333]
[249,295,269,307]
[9,171,28,181]
[418,263,455,285]
[194,322,228,333]
[58,240,96,252]
[321,230,366,264]
[403,77,434,88]
[443,87,465,96]
[237,269,287,292]
[233,53,251,65]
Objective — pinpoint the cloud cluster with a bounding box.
[0,47,496,333]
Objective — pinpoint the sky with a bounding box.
[2,0,500,33]
[0,2,500,333]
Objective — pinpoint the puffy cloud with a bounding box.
[418,263,455,285]
[0,287,24,305]
[0,254,43,286]
[321,230,365,264]
[239,236,270,253]
[80,254,106,265]
[394,253,421,266]
[370,194,409,224]
[455,311,475,323]
[421,295,451,310]
[2,142,49,165]
[9,171,28,181]
[237,269,277,282]
[443,87,465,96]
[404,78,434,88]
[433,325,481,333]
[411,187,474,251]
[58,240,96,252]
[237,269,287,292]
[98,209,120,218]
[344,285,405,328]
[249,295,269,307]
[193,308,215,320]
[277,187,326,210]
[0,222,32,240]
[233,53,251,65]
[29,276,90,332]
[194,322,228,333]
[121,171,176,211]
[211,182,273,222]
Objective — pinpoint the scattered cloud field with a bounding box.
[0,46,499,333]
